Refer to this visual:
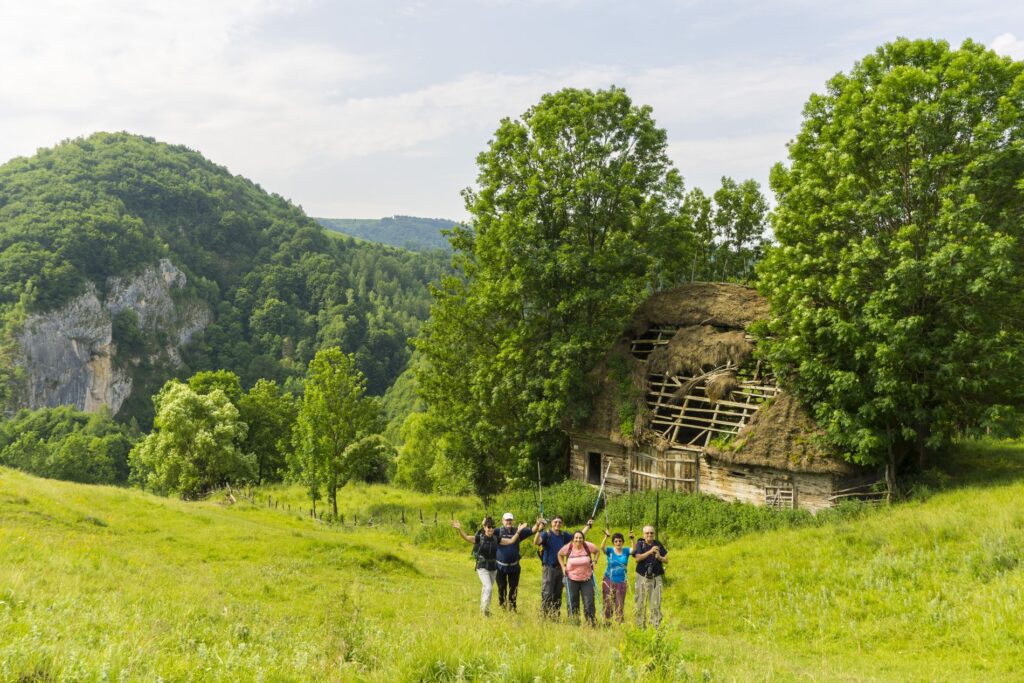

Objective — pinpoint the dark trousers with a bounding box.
[496,569,521,610]
[566,577,596,625]
[541,565,564,618]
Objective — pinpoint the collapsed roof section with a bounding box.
[580,282,854,474]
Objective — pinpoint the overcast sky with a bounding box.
[1,1,1022,220]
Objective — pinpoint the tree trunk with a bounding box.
[915,428,928,471]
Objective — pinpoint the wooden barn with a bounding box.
[568,282,879,512]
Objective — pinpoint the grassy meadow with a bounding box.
[3,442,1024,681]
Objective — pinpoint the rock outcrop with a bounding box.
[16,259,211,415]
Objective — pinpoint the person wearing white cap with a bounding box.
[495,512,544,611]
[453,515,530,615]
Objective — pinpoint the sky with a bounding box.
[1,1,1022,221]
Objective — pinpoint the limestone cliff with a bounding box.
[16,259,211,415]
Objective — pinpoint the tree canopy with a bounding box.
[416,86,697,495]
[757,38,1024,473]
[128,380,253,497]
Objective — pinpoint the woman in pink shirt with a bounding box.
[558,531,599,625]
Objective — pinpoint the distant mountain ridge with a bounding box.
[315,216,456,252]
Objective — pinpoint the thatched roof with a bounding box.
[578,282,859,475]
[703,392,858,475]
[648,326,753,378]
[626,281,769,335]
[580,282,767,445]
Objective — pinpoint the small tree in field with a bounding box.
[129,381,253,498]
[758,38,1024,481]
[291,347,382,517]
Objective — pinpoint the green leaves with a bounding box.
[417,87,689,494]
[760,38,1024,468]
[128,381,252,497]
[290,347,384,515]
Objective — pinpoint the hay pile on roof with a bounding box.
[703,392,857,475]
[626,281,768,334]
[648,326,752,378]
[578,282,767,446]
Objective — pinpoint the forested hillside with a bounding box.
[316,216,455,252]
[0,133,447,423]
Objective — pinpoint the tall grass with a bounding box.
[3,440,1024,680]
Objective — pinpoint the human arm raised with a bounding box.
[451,519,475,544]
[499,522,531,545]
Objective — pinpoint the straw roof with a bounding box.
[578,282,858,474]
[703,392,857,475]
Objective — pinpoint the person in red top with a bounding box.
[558,531,599,625]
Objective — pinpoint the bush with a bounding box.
[0,406,137,484]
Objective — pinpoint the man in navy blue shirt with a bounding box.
[633,525,669,628]
[495,512,543,611]
[534,515,593,618]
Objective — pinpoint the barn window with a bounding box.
[587,452,602,484]
[765,479,795,509]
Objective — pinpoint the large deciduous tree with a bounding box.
[128,381,253,498]
[416,86,689,495]
[291,347,382,516]
[758,39,1024,478]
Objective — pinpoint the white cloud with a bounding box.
[991,33,1024,60]
[0,0,380,162]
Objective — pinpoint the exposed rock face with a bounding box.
[17,259,211,415]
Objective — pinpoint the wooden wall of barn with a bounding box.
[568,433,630,494]
[698,458,837,512]
[568,433,857,512]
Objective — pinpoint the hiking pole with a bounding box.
[655,489,660,540]
[590,460,612,521]
[536,459,546,524]
[628,489,633,538]
[589,460,611,624]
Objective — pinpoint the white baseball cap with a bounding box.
[502,512,514,521]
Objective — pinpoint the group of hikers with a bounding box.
[452,512,668,627]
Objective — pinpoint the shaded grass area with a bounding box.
[2,440,1024,680]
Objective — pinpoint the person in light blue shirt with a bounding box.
[600,528,633,623]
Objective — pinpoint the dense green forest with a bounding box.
[0,133,448,424]
[316,215,456,252]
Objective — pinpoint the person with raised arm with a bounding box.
[600,527,633,623]
[452,516,530,615]
[558,531,599,625]
[534,515,593,618]
[494,512,544,611]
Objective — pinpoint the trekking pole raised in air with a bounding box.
[590,461,612,521]
[628,490,633,538]
[537,459,546,523]
[587,461,612,623]
[655,488,660,540]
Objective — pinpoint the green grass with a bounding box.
[3,441,1024,680]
